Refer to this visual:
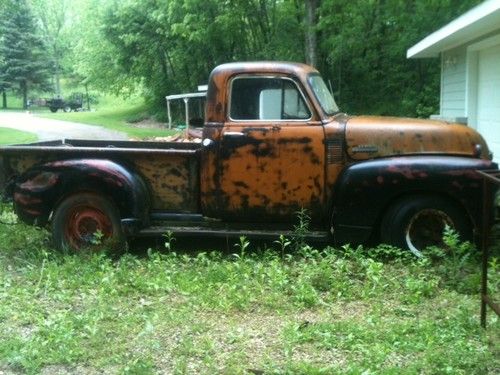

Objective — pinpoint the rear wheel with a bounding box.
[380,195,471,257]
[49,107,58,113]
[52,193,126,252]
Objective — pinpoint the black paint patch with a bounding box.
[234,181,249,189]
[169,168,183,177]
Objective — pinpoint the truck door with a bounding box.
[214,75,326,223]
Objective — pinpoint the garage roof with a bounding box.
[407,0,500,58]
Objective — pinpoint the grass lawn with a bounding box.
[0,127,38,145]
[38,95,178,140]
[0,204,498,374]
[1,91,23,110]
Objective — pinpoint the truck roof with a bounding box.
[211,61,319,77]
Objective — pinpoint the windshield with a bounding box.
[308,74,339,115]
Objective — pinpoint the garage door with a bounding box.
[477,43,500,163]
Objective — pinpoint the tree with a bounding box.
[50,0,485,120]
[317,0,483,117]
[0,0,51,108]
[71,0,304,116]
[31,0,72,96]
[305,0,319,67]
[0,0,9,108]
[0,49,8,109]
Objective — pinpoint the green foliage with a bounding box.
[78,0,305,115]
[0,127,38,145]
[65,0,484,119]
[30,0,73,96]
[318,0,483,117]
[162,230,175,252]
[3,0,486,119]
[3,0,484,119]
[90,229,104,245]
[234,235,250,258]
[0,202,498,373]
[292,208,311,251]
[274,234,291,260]
[0,0,52,108]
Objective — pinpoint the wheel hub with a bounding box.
[405,209,453,257]
[65,205,113,249]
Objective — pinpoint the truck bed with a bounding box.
[0,138,202,152]
[0,139,202,212]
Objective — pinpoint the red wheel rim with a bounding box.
[64,204,113,249]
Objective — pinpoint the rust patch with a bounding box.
[22,208,42,216]
[19,171,58,191]
[345,116,491,160]
[133,154,199,211]
[14,192,42,205]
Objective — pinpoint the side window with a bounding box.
[230,77,311,121]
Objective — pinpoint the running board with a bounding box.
[136,225,331,241]
[150,213,204,222]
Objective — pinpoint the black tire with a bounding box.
[63,106,71,113]
[49,107,58,113]
[380,195,471,257]
[52,193,126,252]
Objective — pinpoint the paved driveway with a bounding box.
[0,111,127,141]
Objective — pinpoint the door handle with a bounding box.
[223,131,245,138]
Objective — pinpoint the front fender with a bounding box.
[13,159,150,226]
[332,156,497,245]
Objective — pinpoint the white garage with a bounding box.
[407,0,500,163]
[477,43,500,163]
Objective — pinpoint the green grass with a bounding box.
[0,90,24,110]
[0,204,498,374]
[0,127,38,145]
[38,95,178,139]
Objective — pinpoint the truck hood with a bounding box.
[344,116,490,160]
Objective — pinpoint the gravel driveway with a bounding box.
[0,111,127,141]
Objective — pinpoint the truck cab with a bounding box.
[201,62,340,224]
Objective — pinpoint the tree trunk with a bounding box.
[1,91,6,109]
[85,83,90,111]
[21,81,28,109]
[54,67,61,97]
[305,0,318,67]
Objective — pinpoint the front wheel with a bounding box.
[380,195,471,257]
[52,193,126,252]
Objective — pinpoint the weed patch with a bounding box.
[0,127,38,145]
[0,203,498,374]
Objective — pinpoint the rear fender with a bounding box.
[332,156,497,245]
[13,159,150,226]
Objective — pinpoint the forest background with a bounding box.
[0,0,484,121]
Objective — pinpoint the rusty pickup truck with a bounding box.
[0,62,497,255]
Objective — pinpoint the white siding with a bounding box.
[441,46,467,117]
